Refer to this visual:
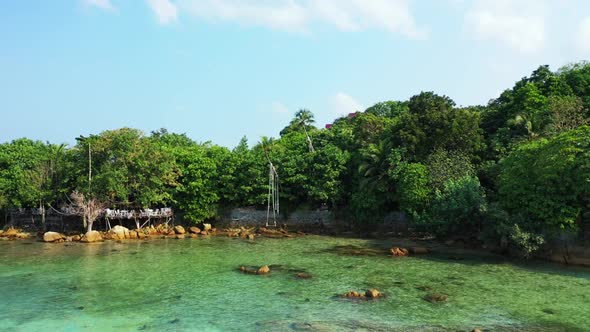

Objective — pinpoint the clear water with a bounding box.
[0,236,589,331]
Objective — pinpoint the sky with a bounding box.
[1,0,590,148]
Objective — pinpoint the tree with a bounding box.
[68,191,104,232]
[498,126,590,233]
[396,92,484,161]
[280,109,316,137]
[545,95,588,134]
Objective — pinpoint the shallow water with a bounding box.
[0,236,589,331]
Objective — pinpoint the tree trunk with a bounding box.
[87,220,93,233]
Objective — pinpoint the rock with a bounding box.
[72,235,81,241]
[257,265,270,274]
[200,231,209,236]
[247,234,255,240]
[424,292,448,303]
[137,232,147,239]
[472,329,483,332]
[365,289,382,298]
[343,291,363,298]
[390,247,409,257]
[65,236,73,242]
[128,230,138,239]
[175,234,185,239]
[16,232,30,239]
[81,231,103,243]
[43,231,65,243]
[174,225,185,234]
[189,234,198,238]
[189,227,201,234]
[295,272,312,279]
[3,228,18,237]
[202,223,212,231]
[167,230,175,236]
[110,225,130,240]
[409,247,431,254]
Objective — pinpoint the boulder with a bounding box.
[174,225,186,234]
[3,228,18,237]
[175,234,186,239]
[16,232,30,239]
[247,234,255,240]
[81,231,103,243]
[472,329,483,332]
[137,232,147,239]
[202,223,212,231]
[110,225,130,240]
[200,231,209,236]
[167,230,175,236]
[410,247,431,254]
[365,289,382,298]
[390,247,409,257]
[72,235,81,241]
[188,227,201,234]
[43,231,65,243]
[128,230,138,239]
[189,234,198,239]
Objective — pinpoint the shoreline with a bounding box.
[2,224,589,268]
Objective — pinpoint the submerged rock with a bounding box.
[43,232,65,243]
[424,292,448,303]
[343,291,363,298]
[189,227,201,234]
[295,272,312,279]
[175,234,185,239]
[240,265,271,275]
[174,225,185,234]
[81,231,103,243]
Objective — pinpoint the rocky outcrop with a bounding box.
[81,231,103,243]
[2,228,19,238]
[174,226,185,234]
[390,247,409,257]
[43,231,65,243]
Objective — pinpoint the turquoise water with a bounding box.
[1,236,589,331]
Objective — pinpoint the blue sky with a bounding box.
[1,0,590,148]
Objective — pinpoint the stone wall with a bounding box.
[223,208,332,226]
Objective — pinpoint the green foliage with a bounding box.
[499,126,590,232]
[426,177,487,236]
[396,92,484,161]
[392,162,430,214]
[426,149,475,191]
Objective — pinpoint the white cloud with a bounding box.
[465,0,546,53]
[576,17,590,54]
[147,0,178,24]
[176,0,426,38]
[85,0,116,11]
[331,92,364,116]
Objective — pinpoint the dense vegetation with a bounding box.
[1,62,590,256]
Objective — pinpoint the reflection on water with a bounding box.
[0,236,589,331]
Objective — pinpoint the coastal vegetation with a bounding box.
[1,62,590,258]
